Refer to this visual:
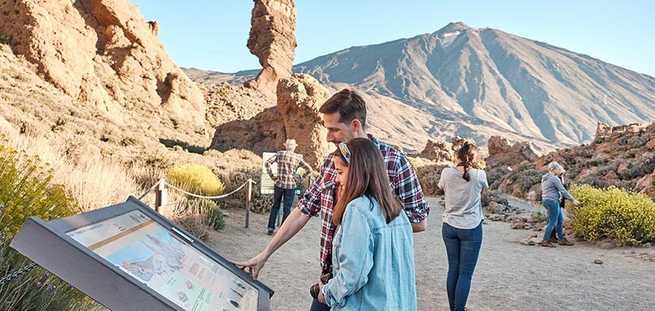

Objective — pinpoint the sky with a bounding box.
[132,0,655,76]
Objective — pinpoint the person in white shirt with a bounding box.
[438,141,488,311]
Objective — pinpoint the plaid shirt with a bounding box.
[298,135,429,275]
[266,150,313,189]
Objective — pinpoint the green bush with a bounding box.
[207,207,225,231]
[531,209,547,223]
[221,167,271,214]
[0,33,11,45]
[0,145,94,310]
[166,164,225,196]
[569,184,655,246]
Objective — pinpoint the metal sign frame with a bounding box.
[10,196,273,311]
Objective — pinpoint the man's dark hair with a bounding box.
[319,89,367,127]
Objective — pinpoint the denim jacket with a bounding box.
[322,196,417,311]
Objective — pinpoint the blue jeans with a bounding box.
[442,222,483,311]
[543,199,564,241]
[310,298,330,311]
[267,186,296,230]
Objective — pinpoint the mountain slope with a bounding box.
[294,22,655,148]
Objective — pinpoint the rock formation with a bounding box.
[636,171,655,198]
[211,74,330,168]
[245,0,297,97]
[486,136,539,168]
[210,107,285,156]
[276,74,330,167]
[418,139,453,163]
[0,0,205,130]
[491,123,655,199]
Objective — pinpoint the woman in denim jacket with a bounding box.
[318,138,417,311]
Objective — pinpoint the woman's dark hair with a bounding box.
[332,138,401,225]
[456,141,478,182]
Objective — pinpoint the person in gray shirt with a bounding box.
[438,141,488,311]
[540,162,580,247]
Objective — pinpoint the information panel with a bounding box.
[260,152,277,195]
[11,196,272,311]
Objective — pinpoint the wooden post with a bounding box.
[245,179,252,228]
[154,178,167,213]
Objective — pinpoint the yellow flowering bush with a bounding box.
[1,144,92,310]
[166,164,225,196]
[569,184,655,245]
[0,145,77,238]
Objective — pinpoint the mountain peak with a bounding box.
[437,21,472,33]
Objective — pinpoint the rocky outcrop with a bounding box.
[276,74,330,167]
[419,139,453,163]
[491,123,655,199]
[487,136,539,168]
[0,0,205,130]
[211,74,329,168]
[414,164,448,196]
[594,122,612,142]
[210,107,285,156]
[483,136,539,193]
[635,170,655,198]
[245,0,297,97]
[202,82,274,127]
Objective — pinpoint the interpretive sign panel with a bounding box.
[10,196,272,311]
[260,152,276,195]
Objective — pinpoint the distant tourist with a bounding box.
[314,138,417,310]
[539,162,579,247]
[438,141,488,311]
[264,139,314,235]
[237,89,429,311]
[547,174,568,242]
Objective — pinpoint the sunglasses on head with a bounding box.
[338,142,351,165]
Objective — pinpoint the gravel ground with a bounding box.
[210,197,655,311]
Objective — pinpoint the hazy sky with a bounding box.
[132,0,655,76]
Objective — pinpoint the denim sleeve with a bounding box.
[322,203,374,307]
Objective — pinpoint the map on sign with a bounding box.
[67,210,258,311]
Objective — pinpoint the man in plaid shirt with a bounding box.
[265,139,314,235]
[237,89,429,310]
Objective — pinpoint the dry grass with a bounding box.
[0,120,143,212]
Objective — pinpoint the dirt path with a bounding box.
[209,197,655,311]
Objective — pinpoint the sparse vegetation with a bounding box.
[167,164,225,196]
[0,144,94,310]
[0,33,11,45]
[207,206,225,231]
[569,184,655,245]
[531,209,547,223]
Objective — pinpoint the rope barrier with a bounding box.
[134,177,256,228]
[165,179,255,200]
[136,179,256,201]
